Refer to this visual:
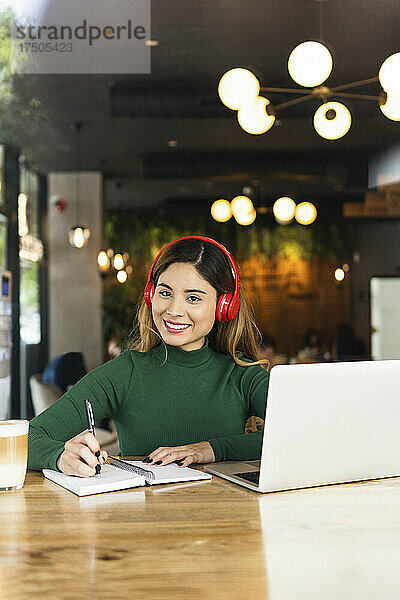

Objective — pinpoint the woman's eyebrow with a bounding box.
[157,282,207,294]
[157,282,172,290]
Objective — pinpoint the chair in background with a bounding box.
[30,373,62,415]
[29,373,120,455]
[42,352,87,393]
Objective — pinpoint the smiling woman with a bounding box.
[28,236,270,476]
[131,236,258,366]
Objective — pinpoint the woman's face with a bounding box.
[151,262,217,352]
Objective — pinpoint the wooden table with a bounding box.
[2,464,400,600]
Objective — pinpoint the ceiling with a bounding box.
[5,0,400,210]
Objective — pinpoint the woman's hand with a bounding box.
[56,430,108,477]
[145,441,215,467]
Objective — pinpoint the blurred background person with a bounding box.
[297,328,330,363]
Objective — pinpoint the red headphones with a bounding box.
[144,235,240,322]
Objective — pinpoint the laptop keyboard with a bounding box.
[234,471,260,485]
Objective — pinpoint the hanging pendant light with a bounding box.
[288,41,333,87]
[211,199,232,222]
[237,96,275,135]
[218,0,400,139]
[231,195,254,217]
[113,253,125,270]
[295,202,317,225]
[235,207,257,226]
[231,195,256,224]
[378,52,400,92]
[379,90,400,121]
[69,122,91,248]
[218,68,260,110]
[116,270,128,284]
[69,226,91,249]
[97,251,109,269]
[273,197,296,224]
[313,101,351,140]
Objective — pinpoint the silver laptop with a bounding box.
[204,360,400,492]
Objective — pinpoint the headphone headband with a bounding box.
[144,235,240,321]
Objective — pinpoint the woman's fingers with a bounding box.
[147,442,215,466]
[146,447,178,465]
[180,455,195,467]
[80,431,102,456]
[74,459,96,477]
[57,430,104,476]
[149,448,180,465]
[75,442,98,469]
[62,455,96,477]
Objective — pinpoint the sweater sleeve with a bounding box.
[27,351,133,471]
[207,366,269,462]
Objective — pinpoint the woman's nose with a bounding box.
[166,296,185,316]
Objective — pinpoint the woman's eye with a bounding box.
[158,289,171,297]
[187,296,201,302]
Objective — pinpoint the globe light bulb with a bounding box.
[231,195,254,218]
[97,251,109,269]
[379,52,400,92]
[334,268,345,282]
[113,253,124,270]
[288,41,333,87]
[379,90,400,121]
[69,225,90,248]
[313,101,352,140]
[210,199,232,222]
[295,202,317,225]
[237,96,275,135]
[218,68,260,110]
[234,207,257,226]
[117,270,128,284]
[273,197,296,223]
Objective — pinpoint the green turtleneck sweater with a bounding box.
[28,339,269,471]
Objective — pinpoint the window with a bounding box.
[19,164,40,344]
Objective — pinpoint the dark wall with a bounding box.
[350,220,400,350]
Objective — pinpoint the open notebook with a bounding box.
[42,457,212,496]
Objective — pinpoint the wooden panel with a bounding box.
[241,256,350,358]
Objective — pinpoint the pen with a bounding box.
[84,398,101,475]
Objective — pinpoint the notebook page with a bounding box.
[42,464,145,496]
[124,460,212,485]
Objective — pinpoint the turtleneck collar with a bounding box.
[153,337,213,367]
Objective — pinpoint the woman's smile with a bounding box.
[163,319,191,333]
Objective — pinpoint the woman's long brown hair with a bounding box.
[126,238,268,369]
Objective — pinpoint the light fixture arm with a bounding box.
[332,91,381,101]
[260,87,311,94]
[267,92,314,112]
[330,76,378,92]
[260,77,381,113]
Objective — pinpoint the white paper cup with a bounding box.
[0,420,29,491]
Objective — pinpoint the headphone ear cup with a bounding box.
[216,292,240,321]
[216,293,232,322]
[226,293,240,321]
[144,282,155,308]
